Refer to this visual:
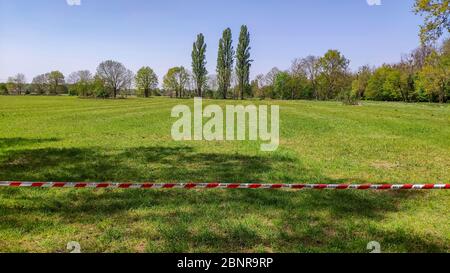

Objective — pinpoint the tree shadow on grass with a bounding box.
[0,146,302,183]
[0,145,447,252]
[0,138,60,149]
[0,186,446,252]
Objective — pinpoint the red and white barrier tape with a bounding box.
[0,181,449,190]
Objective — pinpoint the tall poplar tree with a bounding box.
[216,28,234,99]
[191,33,208,97]
[236,25,252,100]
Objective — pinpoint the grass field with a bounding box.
[0,96,449,253]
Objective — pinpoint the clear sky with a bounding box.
[0,0,424,83]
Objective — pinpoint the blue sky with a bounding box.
[0,0,423,83]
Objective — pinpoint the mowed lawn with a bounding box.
[0,96,449,253]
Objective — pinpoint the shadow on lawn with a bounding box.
[0,187,445,252]
[0,143,446,252]
[0,145,302,183]
[0,138,60,149]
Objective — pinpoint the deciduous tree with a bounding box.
[96,60,129,98]
[7,73,26,95]
[32,74,50,95]
[0,83,8,95]
[216,28,234,99]
[236,25,252,100]
[292,56,321,99]
[68,70,93,97]
[163,66,190,98]
[317,50,350,100]
[135,66,158,98]
[48,71,65,95]
[351,65,373,99]
[191,34,208,97]
[414,0,450,44]
[417,47,449,102]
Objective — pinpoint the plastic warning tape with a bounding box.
[0,181,449,190]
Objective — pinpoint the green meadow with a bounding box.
[0,96,449,253]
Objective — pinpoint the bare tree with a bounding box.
[207,74,218,94]
[292,56,321,99]
[122,69,134,97]
[67,70,93,97]
[410,45,434,70]
[185,69,194,97]
[32,74,50,95]
[7,73,26,95]
[96,60,129,98]
[264,67,281,87]
[252,73,265,98]
[68,70,93,84]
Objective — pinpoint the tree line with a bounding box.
[5,39,447,103]
[1,61,144,99]
[1,38,448,103]
[254,39,449,103]
[1,1,448,103]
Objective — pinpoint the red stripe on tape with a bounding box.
[1,182,449,190]
[185,183,197,189]
[379,184,393,190]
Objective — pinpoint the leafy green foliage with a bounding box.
[352,66,373,100]
[236,25,252,100]
[316,50,351,100]
[163,67,190,98]
[47,71,65,95]
[414,0,450,44]
[364,40,449,103]
[135,67,158,98]
[191,34,208,97]
[216,28,234,99]
[417,43,450,102]
[0,83,8,95]
[272,72,311,100]
[92,76,110,98]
